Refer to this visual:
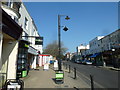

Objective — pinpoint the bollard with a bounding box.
[66,64,67,69]
[90,75,94,90]
[69,65,70,73]
[74,68,76,79]
[62,62,64,69]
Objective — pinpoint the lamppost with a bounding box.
[111,48,116,67]
[55,15,70,84]
[58,15,70,71]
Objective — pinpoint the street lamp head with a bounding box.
[63,26,68,31]
[65,16,70,20]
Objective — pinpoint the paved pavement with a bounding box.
[21,64,91,89]
[98,66,120,71]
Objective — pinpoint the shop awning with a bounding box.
[90,53,101,58]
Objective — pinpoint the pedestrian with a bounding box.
[54,60,58,70]
[27,63,30,75]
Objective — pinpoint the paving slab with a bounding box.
[21,65,90,89]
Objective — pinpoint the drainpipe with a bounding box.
[0,33,3,71]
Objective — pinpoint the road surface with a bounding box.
[63,61,118,88]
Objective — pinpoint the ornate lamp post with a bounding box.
[55,15,70,84]
[58,15,70,71]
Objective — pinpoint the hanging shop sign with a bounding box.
[35,37,43,45]
[25,44,29,48]
[19,40,30,48]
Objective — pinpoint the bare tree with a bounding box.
[43,40,68,59]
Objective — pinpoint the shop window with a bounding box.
[17,41,29,78]
[24,17,28,30]
[14,16,18,23]
[13,2,20,12]
[7,0,13,8]
[24,32,28,40]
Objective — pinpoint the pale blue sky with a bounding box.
[24,2,118,52]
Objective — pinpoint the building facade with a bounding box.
[0,8,22,88]
[1,0,43,87]
[78,29,120,67]
[89,36,104,54]
[100,29,120,67]
[1,1,21,24]
[18,3,43,73]
[16,2,43,78]
[76,44,89,60]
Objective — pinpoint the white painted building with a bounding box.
[0,6,23,88]
[1,1,22,82]
[18,3,43,70]
[101,29,120,51]
[1,1,21,24]
[1,0,43,82]
[76,44,89,56]
[89,36,104,54]
[89,30,120,55]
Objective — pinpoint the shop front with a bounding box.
[90,53,102,66]
[101,48,120,68]
[38,54,51,67]
[112,48,120,68]
[28,46,38,70]
[16,40,29,78]
[0,9,22,88]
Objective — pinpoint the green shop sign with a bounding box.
[24,44,29,48]
[35,37,43,45]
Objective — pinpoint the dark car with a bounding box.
[82,60,92,65]
[76,60,81,64]
[76,60,84,64]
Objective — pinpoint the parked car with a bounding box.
[76,60,81,64]
[82,60,92,65]
[76,60,84,64]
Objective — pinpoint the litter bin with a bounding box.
[3,79,24,90]
[55,70,64,84]
[22,70,27,77]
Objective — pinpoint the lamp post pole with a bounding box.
[56,14,70,84]
[58,15,62,70]
[57,15,70,71]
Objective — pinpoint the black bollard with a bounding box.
[69,65,70,73]
[63,62,64,66]
[66,64,67,69]
[74,68,76,79]
[90,75,94,90]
